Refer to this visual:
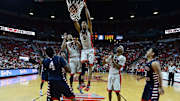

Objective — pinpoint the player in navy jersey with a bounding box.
[43,47,75,101]
[137,48,164,101]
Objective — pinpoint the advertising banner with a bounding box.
[0,69,38,78]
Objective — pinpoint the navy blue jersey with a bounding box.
[41,64,48,81]
[145,59,159,84]
[142,59,160,100]
[41,63,48,73]
[42,56,67,81]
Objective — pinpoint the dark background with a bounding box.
[0,0,180,41]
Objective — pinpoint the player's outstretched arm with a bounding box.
[61,33,67,51]
[84,2,93,33]
[74,21,81,33]
[152,61,165,95]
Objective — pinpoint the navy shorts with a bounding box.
[142,83,159,101]
[47,79,75,101]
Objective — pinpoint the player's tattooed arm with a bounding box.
[74,21,81,33]
[152,61,165,95]
[84,2,93,33]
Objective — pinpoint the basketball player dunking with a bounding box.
[73,2,94,91]
[137,48,164,101]
[104,46,126,101]
[61,33,83,93]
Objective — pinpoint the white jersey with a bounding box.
[80,30,93,49]
[106,54,126,75]
[66,41,80,57]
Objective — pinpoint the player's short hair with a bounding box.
[152,47,158,56]
[45,47,55,58]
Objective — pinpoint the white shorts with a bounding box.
[69,57,81,74]
[81,48,95,65]
[107,74,121,92]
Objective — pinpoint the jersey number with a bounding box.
[49,62,55,71]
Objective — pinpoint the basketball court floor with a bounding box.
[0,73,179,101]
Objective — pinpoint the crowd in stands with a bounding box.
[0,38,38,69]
[126,42,180,74]
[0,37,61,69]
[0,36,180,74]
[93,41,180,73]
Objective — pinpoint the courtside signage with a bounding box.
[165,28,180,34]
[0,69,38,77]
[0,26,35,36]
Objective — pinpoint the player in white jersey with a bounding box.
[61,33,82,92]
[104,46,126,101]
[73,2,94,91]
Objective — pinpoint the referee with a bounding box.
[168,62,177,86]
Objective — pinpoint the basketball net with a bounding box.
[66,0,85,21]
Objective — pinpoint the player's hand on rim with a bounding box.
[84,1,87,8]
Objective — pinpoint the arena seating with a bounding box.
[0,36,179,72]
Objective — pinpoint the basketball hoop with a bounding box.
[66,0,85,21]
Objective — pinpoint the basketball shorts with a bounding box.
[47,79,75,101]
[142,83,160,101]
[41,72,48,82]
[69,57,81,74]
[81,48,95,65]
[107,74,121,93]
